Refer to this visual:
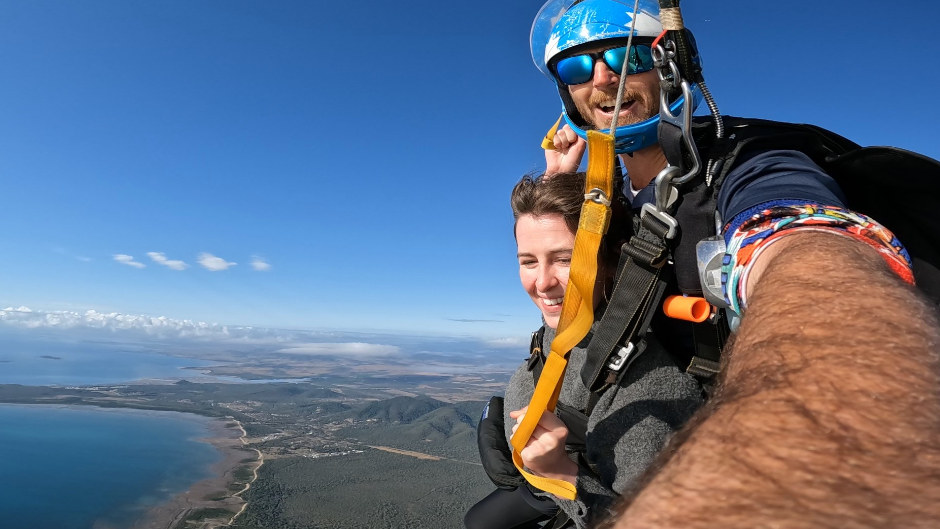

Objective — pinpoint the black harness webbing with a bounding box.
[580,205,677,392]
[580,115,940,396]
[687,311,726,387]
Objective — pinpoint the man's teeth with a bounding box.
[544,298,564,306]
[601,101,630,112]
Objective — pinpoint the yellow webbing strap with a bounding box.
[510,130,615,500]
[541,114,564,150]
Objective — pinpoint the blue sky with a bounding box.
[1,0,938,339]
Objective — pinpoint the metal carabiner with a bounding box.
[652,39,681,92]
[659,80,701,186]
[653,40,702,187]
[653,165,680,212]
[640,165,680,240]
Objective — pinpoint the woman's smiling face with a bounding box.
[515,213,576,329]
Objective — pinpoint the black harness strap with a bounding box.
[580,209,676,393]
[687,312,726,390]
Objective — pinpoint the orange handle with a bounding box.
[663,295,711,323]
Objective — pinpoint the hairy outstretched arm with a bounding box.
[602,232,940,529]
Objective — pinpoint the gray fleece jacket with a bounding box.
[504,323,703,528]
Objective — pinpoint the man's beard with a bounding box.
[575,87,658,130]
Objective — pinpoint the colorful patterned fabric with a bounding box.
[721,202,915,314]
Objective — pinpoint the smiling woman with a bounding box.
[466,172,596,529]
[511,172,626,329]
[465,172,701,529]
[512,173,587,329]
[515,213,574,329]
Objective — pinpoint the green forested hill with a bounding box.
[338,396,484,460]
[353,394,451,422]
[233,395,494,529]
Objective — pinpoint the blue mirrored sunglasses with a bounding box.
[553,44,655,86]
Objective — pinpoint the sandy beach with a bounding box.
[130,416,263,529]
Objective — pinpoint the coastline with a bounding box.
[130,416,263,529]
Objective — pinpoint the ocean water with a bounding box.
[0,404,221,529]
[0,334,214,386]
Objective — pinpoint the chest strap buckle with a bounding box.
[607,342,636,372]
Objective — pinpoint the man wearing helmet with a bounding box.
[510,1,940,528]
[536,0,673,176]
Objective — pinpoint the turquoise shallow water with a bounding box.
[0,404,220,529]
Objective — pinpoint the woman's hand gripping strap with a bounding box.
[510,131,615,500]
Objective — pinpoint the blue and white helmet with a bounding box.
[531,0,701,153]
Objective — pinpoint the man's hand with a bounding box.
[510,405,578,486]
[545,124,586,175]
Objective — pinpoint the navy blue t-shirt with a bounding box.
[628,149,846,236]
[717,149,847,233]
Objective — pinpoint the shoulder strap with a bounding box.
[581,209,677,393]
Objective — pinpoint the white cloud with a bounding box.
[0,307,398,353]
[275,343,400,356]
[147,252,189,271]
[0,306,526,377]
[114,254,145,268]
[0,305,230,338]
[484,336,529,348]
[198,253,237,271]
[250,256,271,271]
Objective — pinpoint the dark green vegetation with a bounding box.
[188,508,238,522]
[232,450,491,529]
[341,395,482,459]
[0,381,500,528]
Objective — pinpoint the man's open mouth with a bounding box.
[600,99,634,114]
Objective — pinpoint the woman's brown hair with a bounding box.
[510,171,628,271]
[511,172,585,235]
